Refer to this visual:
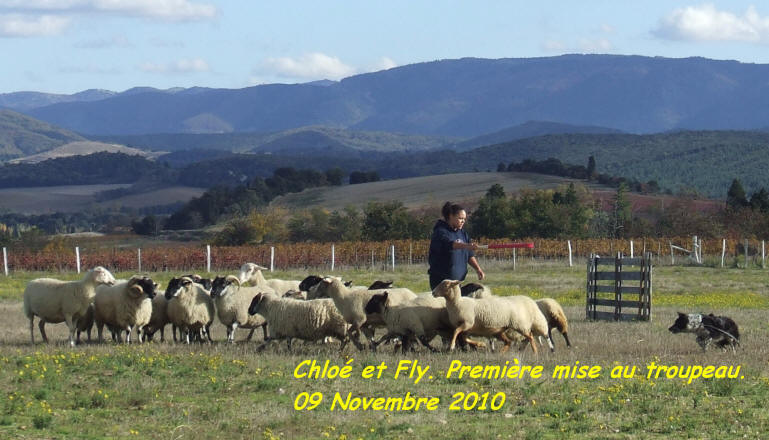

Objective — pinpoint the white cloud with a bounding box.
[75,34,130,48]
[655,3,769,42]
[0,0,217,22]
[541,39,567,52]
[579,38,613,52]
[140,57,210,74]
[0,13,69,36]
[261,53,357,81]
[372,56,397,71]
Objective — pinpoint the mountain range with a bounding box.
[5,54,769,136]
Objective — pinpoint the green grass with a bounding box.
[2,263,769,438]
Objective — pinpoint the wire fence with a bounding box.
[2,236,768,275]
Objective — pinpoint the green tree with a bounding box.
[362,201,416,241]
[587,156,597,181]
[727,179,748,209]
[610,182,631,238]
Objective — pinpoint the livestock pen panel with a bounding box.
[586,252,652,322]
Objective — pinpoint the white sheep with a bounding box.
[535,298,571,348]
[314,277,417,350]
[93,276,156,344]
[364,291,452,353]
[166,276,215,344]
[23,266,116,347]
[238,263,300,295]
[247,292,348,350]
[210,275,268,343]
[431,279,550,354]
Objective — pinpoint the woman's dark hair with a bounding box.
[442,202,465,220]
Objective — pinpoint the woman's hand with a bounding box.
[476,267,485,281]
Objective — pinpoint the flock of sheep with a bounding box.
[21,262,571,354]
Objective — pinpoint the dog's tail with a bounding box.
[704,324,741,347]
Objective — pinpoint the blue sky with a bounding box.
[3,1,769,94]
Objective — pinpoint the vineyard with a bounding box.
[2,237,767,273]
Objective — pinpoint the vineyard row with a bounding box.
[2,237,768,273]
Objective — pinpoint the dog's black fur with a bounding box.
[668,312,740,352]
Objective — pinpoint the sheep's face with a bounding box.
[432,280,462,299]
[164,277,187,299]
[298,275,323,292]
[238,262,268,284]
[135,277,156,299]
[368,280,394,290]
[211,276,239,298]
[364,292,388,315]
[460,283,484,297]
[92,267,116,286]
[248,293,266,315]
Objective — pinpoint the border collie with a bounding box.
[668,312,740,352]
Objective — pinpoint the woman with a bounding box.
[428,202,485,290]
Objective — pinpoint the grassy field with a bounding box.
[1,262,767,439]
[270,172,609,212]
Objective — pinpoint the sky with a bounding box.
[3,1,769,94]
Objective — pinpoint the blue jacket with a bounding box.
[428,220,474,283]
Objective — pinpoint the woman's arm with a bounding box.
[468,256,485,280]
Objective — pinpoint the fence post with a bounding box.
[513,248,516,271]
[75,246,81,274]
[2,247,7,276]
[744,239,749,269]
[567,240,573,267]
[206,244,211,273]
[331,244,335,272]
[630,240,634,258]
[138,248,142,273]
[762,240,765,269]
[409,242,413,266]
[670,243,674,265]
[391,245,395,271]
[721,239,726,268]
[270,246,275,272]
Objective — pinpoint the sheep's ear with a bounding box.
[344,281,353,287]
[382,291,389,302]
[225,275,241,287]
[180,276,194,286]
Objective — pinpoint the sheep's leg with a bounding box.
[449,327,464,351]
[96,322,104,343]
[562,331,572,348]
[229,323,239,343]
[159,327,165,343]
[261,323,269,341]
[417,335,439,353]
[206,324,213,343]
[38,319,49,343]
[525,333,538,354]
[245,328,256,342]
[64,314,76,347]
[125,326,133,344]
[544,334,554,352]
[498,332,514,353]
[29,317,35,344]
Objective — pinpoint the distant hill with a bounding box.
[271,172,609,212]
[8,141,164,164]
[96,126,456,155]
[0,110,86,160]
[452,121,623,151]
[0,89,115,112]
[461,131,769,197]
[21,54,769,136]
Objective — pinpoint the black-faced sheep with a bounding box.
[93,276,156,344]
[210,275,268,343]
[247,292,348,351]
